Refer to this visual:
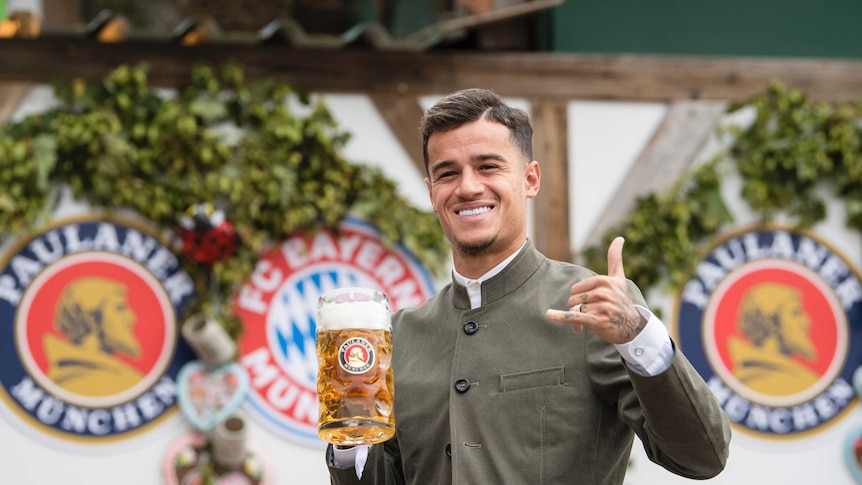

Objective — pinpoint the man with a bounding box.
[326,88,731,484]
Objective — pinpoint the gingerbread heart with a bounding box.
[177,360,250,431]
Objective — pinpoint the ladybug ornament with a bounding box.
[177,203,238,265]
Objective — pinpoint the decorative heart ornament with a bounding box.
[177,361,250,431]
[845,427,862,485]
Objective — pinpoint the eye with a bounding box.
[436,170,457,180]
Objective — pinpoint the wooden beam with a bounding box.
[0,37,860,102]
[42,0,81,29]
[0,82,32,123]
[580,100,727,253]
[531,98,571,262]
[369,93,427,177]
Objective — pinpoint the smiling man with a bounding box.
[325,88,731,484]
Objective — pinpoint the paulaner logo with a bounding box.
[674,226,862,439]
[0,216,197,446]
[338,338,375,374]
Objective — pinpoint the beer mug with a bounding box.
[316,287,394,446]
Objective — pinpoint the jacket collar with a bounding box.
[451,240,544,310]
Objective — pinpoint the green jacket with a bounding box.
[328,241,730,484]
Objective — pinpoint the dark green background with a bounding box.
[551,0,862,58]
[375,0,861,58]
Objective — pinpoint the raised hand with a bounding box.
[545,237,647,344]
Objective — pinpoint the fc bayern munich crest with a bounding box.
[0,216,197,448]
[235,217,436,447]
[674,226,862,440]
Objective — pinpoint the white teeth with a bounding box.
[458,206,491,216]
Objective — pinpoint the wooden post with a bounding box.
[530,98,571,262]
[0,81,31,123]
[42,0,81,29]
[369,92,427,176]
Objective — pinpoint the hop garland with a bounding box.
[582,81,862,292]
[6,67,857,327]
[0,62,449,335]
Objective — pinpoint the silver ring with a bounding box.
[576,303,586,313]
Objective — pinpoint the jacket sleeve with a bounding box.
[589,331,732,479]
[588,280,731,480]
[326,436,405,485]
[626,344,731,479]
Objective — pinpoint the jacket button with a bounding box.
[463,321,479,334]
[454,378,471,393]
[445,443,452,458]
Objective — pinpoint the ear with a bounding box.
[425,177,437,212]
[525,160,541,199]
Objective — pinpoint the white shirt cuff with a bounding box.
[331,445,357,468]
[330,445,370,479]
[613,305,674,376]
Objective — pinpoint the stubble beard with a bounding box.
[455,235,497,256]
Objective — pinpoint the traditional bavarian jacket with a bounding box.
[328,241,730,484]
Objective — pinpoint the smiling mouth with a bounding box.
[457,206,492,216]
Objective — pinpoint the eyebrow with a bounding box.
[428,160,457,177]
[429,153,506,177]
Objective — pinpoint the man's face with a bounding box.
[425,118,540,265]
[101,290,141,358]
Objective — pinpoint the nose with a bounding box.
[456,169,484,198]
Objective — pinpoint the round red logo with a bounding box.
[704,259,845,408]
[338,338,375,374]
[675,227,861,439]
[0,217,197,447]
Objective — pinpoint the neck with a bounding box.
[452,239,525,279]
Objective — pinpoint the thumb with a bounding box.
[607,236,626,278]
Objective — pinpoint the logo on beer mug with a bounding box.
[339,338,375,374]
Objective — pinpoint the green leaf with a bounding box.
[190,96,229,123]
[31,135,58,192]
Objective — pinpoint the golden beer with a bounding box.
[316,287,394,446]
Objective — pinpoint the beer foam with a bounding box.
[317,301,390,331]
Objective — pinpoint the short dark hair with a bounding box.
[420,88,533,175]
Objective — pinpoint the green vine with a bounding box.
[0,63,448,335]
[583,81,862,290]
[4,70,858,330]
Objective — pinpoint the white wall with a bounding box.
[2,87,861,484]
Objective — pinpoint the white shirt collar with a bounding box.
[453,241,527,309]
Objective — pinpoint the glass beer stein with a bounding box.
[316,287,394,446]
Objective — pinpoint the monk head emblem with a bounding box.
[738,283,816,361]
[730,282,819,396]
[348,347,366,367]
[45,277,145,397]
[54,277,141,358]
